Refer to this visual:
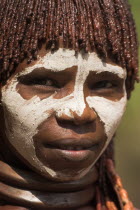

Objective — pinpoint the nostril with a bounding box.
[55,104,97,126]
[89,109,97,121]
[72,108,97,125]
[56,118,96,134]
[56,112,74,122]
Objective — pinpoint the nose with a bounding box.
[56,103,97,125]
[73,105,97,125]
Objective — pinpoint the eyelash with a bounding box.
[92,80,117,90]
[20,77,59,88]
[33,79,55,86]
[19,77,118,92]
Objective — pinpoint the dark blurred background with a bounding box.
[116,0,140,207]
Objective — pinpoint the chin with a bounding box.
[38,166,93,182]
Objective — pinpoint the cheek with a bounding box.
[1,82,66,177]
[1,80,77,164]
[1,90,54,148]
[1,81,54,163]
[86,94,127,143]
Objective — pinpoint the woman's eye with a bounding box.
[94,80,115,89]
[32,79,55,86]
[18,76,59,88]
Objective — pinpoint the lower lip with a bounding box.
[55,148,92,161]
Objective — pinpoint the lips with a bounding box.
[35,136,104,175]
[43,138,100,151]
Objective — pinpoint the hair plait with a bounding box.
[0,0,139,96]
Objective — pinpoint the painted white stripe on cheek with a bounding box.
[1,81,77,177]
[81,89,127,173]
[2,76,92,177]
[86,92,127,144]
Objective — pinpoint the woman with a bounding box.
[0,0,139,209]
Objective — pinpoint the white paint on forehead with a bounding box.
[1,48,127,179]
[19,48,126,79]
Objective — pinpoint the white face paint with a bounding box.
[1,48,127,179]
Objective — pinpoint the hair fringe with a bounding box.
[0,0,139,96]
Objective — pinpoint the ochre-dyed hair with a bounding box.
[0,0,139,209]
[0,0,139,94]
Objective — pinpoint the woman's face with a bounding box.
[0,48,127,181]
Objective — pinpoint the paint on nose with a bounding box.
[70,61,89,117]
[55,91,86,119]
[56,61,89,119]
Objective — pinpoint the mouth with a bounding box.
[44,144,99,151]
[42,138,100,161]
[35,138,103,170]
[43,138,100,151]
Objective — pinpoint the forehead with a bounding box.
[16,48,126,79]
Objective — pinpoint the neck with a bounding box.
[0,160,98,209]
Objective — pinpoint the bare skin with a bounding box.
[0,48,126,209]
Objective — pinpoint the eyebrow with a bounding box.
[18,65,78,77]
[88,70,125,81]
[18,61,126,80]
[94,68,126,79]
[87,64,126,79]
